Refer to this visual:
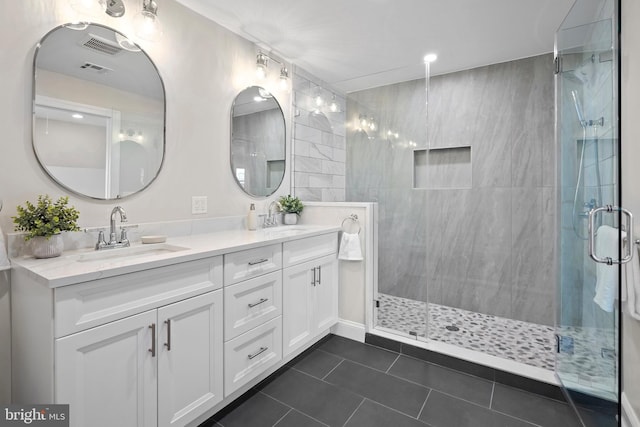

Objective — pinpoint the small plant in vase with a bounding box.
[278,195,303,225]
[13,195,80,258]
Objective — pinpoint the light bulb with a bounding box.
[279,67,289,90]
[315,95,323,107]
[134,0,163,42]
[256,53,268,80]
[329,94,339,112]
[423,53,438,63]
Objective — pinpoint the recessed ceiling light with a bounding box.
[72,113,84,119]
[423,53,438,63]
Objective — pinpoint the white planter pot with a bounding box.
[31,234,64,259]
[283,213,298,225]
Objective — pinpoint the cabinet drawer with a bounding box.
[224,244,282,285]
[283,233,337,268]
[224,316,282,396]
[224,271,282,341]
[54,257,223,338]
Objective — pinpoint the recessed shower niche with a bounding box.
[413,145,471,189]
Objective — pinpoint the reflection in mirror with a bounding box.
[231,86,286,197]
[33,23,165,199]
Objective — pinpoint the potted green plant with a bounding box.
[278,195,304,225]
[13,195,80,258]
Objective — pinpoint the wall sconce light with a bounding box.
[70,0,125,18]
[329,94,340,113]
[279,67,289,90]
[134,0,163,42]
[255,52,289,90]
[256,53,268,79]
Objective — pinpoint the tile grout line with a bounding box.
[341,398,365,427]
[489,382,495,409]
[271,409,292,427]
[386,353,401,373]
[316,347,400,375]
[257,390,330,427]
[322,358,345,380]
[417,388,432,420]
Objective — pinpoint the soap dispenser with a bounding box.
[247,203,257,230]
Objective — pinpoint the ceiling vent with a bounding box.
[80,62,114,74]
[80,34,123,56]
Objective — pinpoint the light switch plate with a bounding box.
[191,196,207,214]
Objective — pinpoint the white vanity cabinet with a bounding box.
[282,234,338,357]
[11,257,224,427]
[223,246,283,396]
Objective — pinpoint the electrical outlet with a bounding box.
[191,196,207,214]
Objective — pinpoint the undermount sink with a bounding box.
[71,243,189,263]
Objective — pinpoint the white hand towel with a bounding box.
[623,245,640,320]
[0,225,9,268]
[338,232,363,261]
[593,225,623,312]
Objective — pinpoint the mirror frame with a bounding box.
[230,86,286,198]
[32,22,167,200]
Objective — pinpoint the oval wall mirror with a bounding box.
[33,23,166,199]
[230,86,286,198]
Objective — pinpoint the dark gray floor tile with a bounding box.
[345,399,429,427]
[216,392,289,427]
[291,349,343,379]
[260,368,363,426]
[325,359,430,417]
[491,384,582,427]
[389,355,493,407]
[274,409,327,427]
[318,335,399,371]
[420,391,535,427]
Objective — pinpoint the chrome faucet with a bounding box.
[264,201,280,227]
[94,206,132,250]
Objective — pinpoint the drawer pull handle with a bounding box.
[149,323,156,357]
[248,346,268,360]
[311,268,316,286]
[317,265,322,285]
[248,298,269,308]
[248,258,269,266]
[164,319,171,351]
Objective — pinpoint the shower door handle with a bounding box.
[588,205,634,264]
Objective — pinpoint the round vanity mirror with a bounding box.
[33,23,166,199]
[230,86,286,198]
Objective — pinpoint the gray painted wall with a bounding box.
[347,53,556,326]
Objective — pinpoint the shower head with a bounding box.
[570,90,587,127]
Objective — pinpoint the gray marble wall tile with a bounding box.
[347,54,556,326]
[292,69,346,202]
[426,147,472,189]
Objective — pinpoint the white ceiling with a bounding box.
[175,0,575,93]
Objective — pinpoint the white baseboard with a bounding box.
[331,319,365,342]
[623,392,640,427]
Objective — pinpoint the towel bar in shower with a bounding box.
[588,205,634,265]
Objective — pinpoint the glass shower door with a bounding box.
[555,0,621,424]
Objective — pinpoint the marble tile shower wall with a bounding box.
[347,54,556,326]
[292,67,347,201]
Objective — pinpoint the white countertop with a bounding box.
[10,225,340,288]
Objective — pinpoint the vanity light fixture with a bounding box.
[256,53,268,79]
[255,52,289,89]
[134,0,163,42]
[279,66,289,90]
[329,94,340,113]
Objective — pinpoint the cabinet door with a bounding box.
[157,290,224,427]
[313,254,339,333]
[55,310,157,427]
[282,259,316,357]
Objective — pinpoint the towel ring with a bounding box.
[341,214,361,234]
